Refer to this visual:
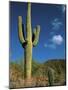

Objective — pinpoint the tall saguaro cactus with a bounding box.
[18,2,40,80]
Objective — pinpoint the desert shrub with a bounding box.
[47,67,55,86]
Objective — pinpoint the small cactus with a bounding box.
[48,67,55,86]
[18,2,40,80]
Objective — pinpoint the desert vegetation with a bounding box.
[9,59,66,88]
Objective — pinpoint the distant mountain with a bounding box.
[32,59,65,73]
[44,59,66,74]
[32,59,66,85]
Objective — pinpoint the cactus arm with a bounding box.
[32,25,40,47]
[26,2,32,41]
[18,16,25,44]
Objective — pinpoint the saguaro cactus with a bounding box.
[18,2,40,80]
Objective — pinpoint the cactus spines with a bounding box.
[18,2,40,80]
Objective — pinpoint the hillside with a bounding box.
[9,59,66,88]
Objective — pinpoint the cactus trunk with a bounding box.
[18,2,40,80]
[24,2,32,79]
[24,42,32,79]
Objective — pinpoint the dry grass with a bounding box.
[9,60,66,88]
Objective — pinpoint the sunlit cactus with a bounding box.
[18,2,40,80]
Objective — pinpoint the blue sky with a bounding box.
[10,2,66,63]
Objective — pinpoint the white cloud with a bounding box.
[44,35,63,49]
[51,35,63,45]
[51,18,62,30]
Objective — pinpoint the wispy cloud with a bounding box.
[50,31,55,35]
[56,5,66,13]
[61,5,66,13]
[51,18,62,30]
[44,35,63,49]
[44,43,56,49]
